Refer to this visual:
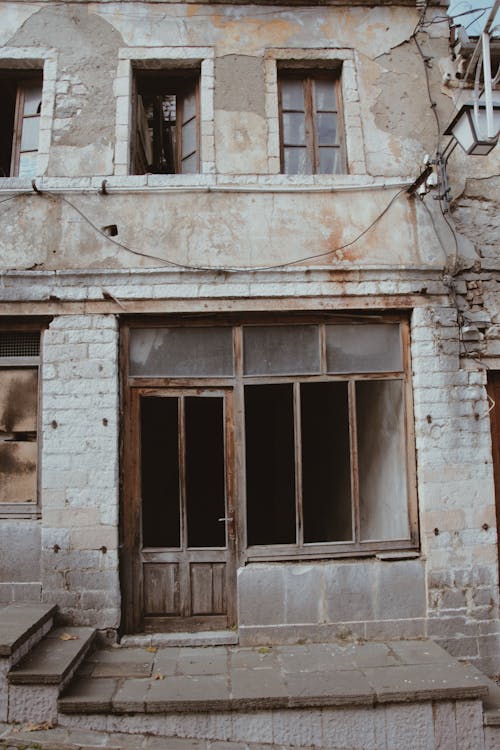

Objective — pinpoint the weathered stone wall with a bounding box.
[40,314,120,630]
[0,1,468,272]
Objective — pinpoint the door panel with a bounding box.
[126,388,236,633]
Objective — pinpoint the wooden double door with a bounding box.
[122,388,236,633]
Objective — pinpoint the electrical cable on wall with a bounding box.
[0,185,408,273]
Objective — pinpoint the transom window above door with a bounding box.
[127,317,417,560]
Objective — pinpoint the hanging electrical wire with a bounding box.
[0,185,409,273]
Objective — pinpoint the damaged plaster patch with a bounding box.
[215,55,265,116]
[363,36,450,174]
[7,6,123,175]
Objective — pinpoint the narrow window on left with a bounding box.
[0,74,43,177]
[0,330,40,514]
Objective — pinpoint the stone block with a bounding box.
[8,683,59,723]
[384,702,435,750]
[322,707,378,750]
[237,565,285,626]
[0,522,41,583]
[284,564,324,624]
[373,559,426,620]
[324,561,375,623]
[455,699,485,750]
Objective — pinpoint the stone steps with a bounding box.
[7,626,96,724]
[56,639,496,748]
[0,603,57,722]
[0,723,339,750]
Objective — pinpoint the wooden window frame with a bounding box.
[131,69,200,175]
[278,68,346,175]
[0,72,43,178]
[0,320,47,519]
[123,314,418,564]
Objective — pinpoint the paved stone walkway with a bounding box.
[59,639,490,714]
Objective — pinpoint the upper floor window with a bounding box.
[278,69,345,175]
[0,74,43,177]
[131,70,199,175]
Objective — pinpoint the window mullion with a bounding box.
[304,77,315,174]
[308,77,319,173]
[294,381,304,547]
[348,380,360,545]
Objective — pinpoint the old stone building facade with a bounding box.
[0,0,499,682]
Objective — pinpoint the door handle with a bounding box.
[218,517,233,522]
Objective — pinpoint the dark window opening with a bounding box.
[245,384,296,546]
[301,382,352,543]
[185,397,226,548]
[141,397,180,548]
[132,70,199,175]
[0,73,42,177]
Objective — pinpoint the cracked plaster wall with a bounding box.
[0,2,460,271]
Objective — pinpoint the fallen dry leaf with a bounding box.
[146,646,158,653]
[153,672,165,680]
[60,633,79,641]
[26,721,53,731]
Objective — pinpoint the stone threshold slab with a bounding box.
[0,604,57,658]
[121,631,239,648]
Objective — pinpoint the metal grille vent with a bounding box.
[0,332,40,357]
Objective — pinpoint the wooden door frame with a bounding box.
[121,383,237,634]
[487,372,500,589]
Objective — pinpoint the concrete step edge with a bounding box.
[7,627,96,685]
[0,604,57,658]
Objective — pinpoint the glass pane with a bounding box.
[356,380,410,542]
[282,112,306,145]
[0,368,38,433]
[181,117,197,158]
[0,442,37,502]
[318,147,340,174]
[18,152,38,177]
[283,147,307,174]
[301,382,352,543]
[20,116,40,151]
[314,79,337,111]
[129,328,233,377]
[181,152,197,173]
[186,397,226,548]
[243,325,320,376]
[317,113,337,145]
[280,78,305,110]
[23,84,42,116]
[326,324,403,373]
[245,384,296,545]
[141,397,180,548]
[182,89,196,123]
